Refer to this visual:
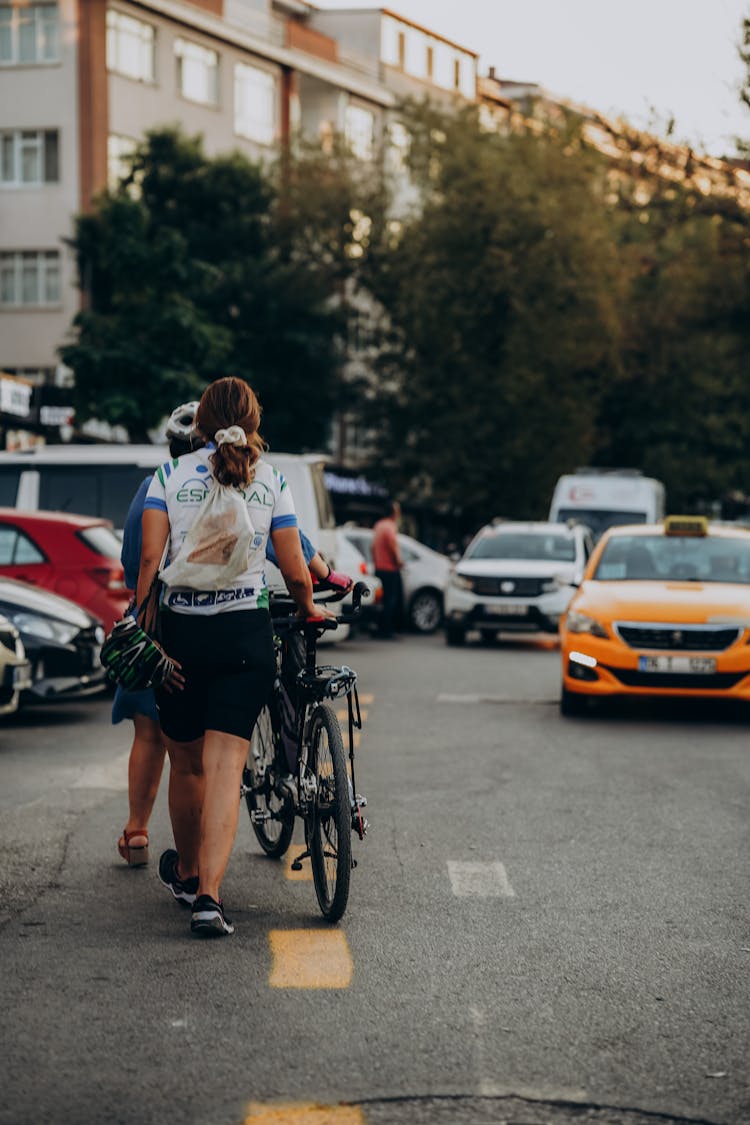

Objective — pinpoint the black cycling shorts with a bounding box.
[155,608,275,743]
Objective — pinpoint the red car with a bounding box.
[0,509,130,633]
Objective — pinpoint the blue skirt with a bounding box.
[111,684,159,725]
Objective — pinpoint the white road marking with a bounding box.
[470,1006,587,1101]
[448,860,515,897]
[437,693,555,705]
[71,750,130,791]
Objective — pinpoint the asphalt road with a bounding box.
[0,631,748,1125]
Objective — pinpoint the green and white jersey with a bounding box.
[144,446,297,615]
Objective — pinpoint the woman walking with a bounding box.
[136,377,322,936]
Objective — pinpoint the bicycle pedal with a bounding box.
[291,859,303,871]
[355,793,367,808]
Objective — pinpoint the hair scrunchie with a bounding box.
[215,426,247,447]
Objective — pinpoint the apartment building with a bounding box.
[0,0,477,444]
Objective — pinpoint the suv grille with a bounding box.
[615,623,741,652]
[472,576,546,597]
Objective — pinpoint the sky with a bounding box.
[318,0,750,157]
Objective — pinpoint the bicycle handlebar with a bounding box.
[270,581,371,632]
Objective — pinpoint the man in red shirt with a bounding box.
[372,501,403,638]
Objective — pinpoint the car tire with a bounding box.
[445,624,465,647]
[409,589,443,634]
[560,685,588,716]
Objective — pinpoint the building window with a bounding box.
[426,44,433,80]
[397,30,405,68]
[453,56,461,91]
[0,3,58,65]
[0,130,59,186]
[107,133,136,188]
[106,9,155,82]
[0,251,61,307]
[345,105,374,161]
[234,63,275,145]
[175,37,218,106]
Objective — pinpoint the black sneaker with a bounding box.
[158,848,199,907]
[190,894,234,937]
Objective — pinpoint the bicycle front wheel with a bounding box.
[244,704,294,859]
[307,703,352,922]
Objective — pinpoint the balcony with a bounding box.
[286,20,338,64]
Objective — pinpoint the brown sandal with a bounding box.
[118,828,149,867]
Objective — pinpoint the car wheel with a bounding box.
[445,624,465,647]
[409,589,443,634]
[560,685,588,716]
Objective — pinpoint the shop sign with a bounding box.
[0,377,32,419]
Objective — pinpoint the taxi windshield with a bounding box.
[467,531,576,562]
[593,534,750,584]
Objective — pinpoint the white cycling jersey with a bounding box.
[144,445,297,615]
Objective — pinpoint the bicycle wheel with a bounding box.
[244,703,294,859]
[307,703,352,922]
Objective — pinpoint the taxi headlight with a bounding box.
[565,610,608,638]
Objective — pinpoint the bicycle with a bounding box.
[241,582,369,923]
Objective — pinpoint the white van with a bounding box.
[549,469,666,540]
[0,444,337,560]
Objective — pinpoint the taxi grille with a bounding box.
[472,576,546,597]
[614,623,741,652]
[609,668,745,691]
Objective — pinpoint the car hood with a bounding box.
[0,578,96,627]
[574,580,750,624]
[457,559,576,581]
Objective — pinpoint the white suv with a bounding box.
[444,521,593,645]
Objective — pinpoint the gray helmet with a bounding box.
[165,401,199,440]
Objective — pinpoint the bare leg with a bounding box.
[123,715,165,847]
[164,736,204,880]
[197,731,249,902]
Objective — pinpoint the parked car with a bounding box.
[444,520,594,645]
[0,578,106,701]
[0,509,130,634]
[342,527,450,634]
[560,515,750,715]
[0,612,32,717]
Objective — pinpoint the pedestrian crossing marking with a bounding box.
[447,861,515,898]
[245,1103,363,1124]
[268,930,353,988]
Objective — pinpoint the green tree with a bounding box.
[62,128,349,448]
[362,103,622,532]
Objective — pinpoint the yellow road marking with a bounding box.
[358,693,374,705]
[336,708,368,724]
[269,929,353,988]
[245,1104,363,1124]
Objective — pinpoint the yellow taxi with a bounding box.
[559,516,750,714]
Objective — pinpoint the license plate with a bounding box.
[638,655,716,674]
[487,604,528,617]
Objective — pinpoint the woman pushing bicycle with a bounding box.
[136,376,332,937]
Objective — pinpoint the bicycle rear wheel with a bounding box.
[307,703,352,922]
[244,704,294,858]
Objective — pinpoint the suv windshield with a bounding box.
[594,534,750,583]
[467,531,576,563]
[556,508,646,539]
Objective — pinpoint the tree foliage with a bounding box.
[62,129,354,447]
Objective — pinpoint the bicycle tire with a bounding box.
[307,703,352,922]
[244,704,295,859]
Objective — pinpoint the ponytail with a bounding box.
[195,377,267,488]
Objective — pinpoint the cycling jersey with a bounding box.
[144,446,297,615]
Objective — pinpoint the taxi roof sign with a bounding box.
[664,515,708,537]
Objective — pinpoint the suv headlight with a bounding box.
[541,579,559,593]
[7,612,78,645]
[565,610,608,638]
[450,573,474,591]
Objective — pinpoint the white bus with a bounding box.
[549,469,666,540]
[0,444,336,557]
